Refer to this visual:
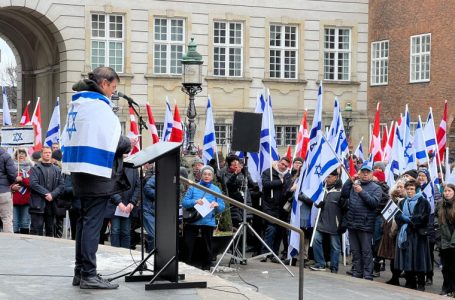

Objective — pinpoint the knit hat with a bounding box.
[52,150,63,162]
[200,165,214,176]
[373,162,386,172]
[373,170,385,183]
[417,168,431,182]
[402,169,418,179]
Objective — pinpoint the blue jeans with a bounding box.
[143,200,155,252]
[262,222,282,255]
[312,230,341,271]
[110,216,131,249]
[13,205,30,232]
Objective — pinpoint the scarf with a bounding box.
[61,91,121,178]
[398,192,421,249]
[199,180,212,188]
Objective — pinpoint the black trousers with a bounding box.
[349,229,373,279]
[75,196,109,278]
[68,207,80,240]
[441,248,455,293]
[30,204,55,237]
[184,225,213,269]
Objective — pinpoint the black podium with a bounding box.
[123,142,207,290]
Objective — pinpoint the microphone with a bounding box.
[117,92,139,106]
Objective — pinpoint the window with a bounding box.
[91,14,124,73]
[371,40,389,85]
[215,124,232,145]
[410,33,431,82]
[154,18,185,75]
[324,27,351,81]
[269,24,298,79]
[213,21,243,77]
[275,125,298,146]
[156,122,164,139]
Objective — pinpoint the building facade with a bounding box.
[369,0,455,159]
[0,0,369,153]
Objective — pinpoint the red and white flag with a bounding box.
[381,125,388,154]
[436,100,448,161]
[369,102,382,162]
[285,145,292,169]
[169,104,183,143]
[293,110,309,161]
[349,155,357,177]
[31,98,42,151]
[19,101,31,126]
[128,107,140,155]
[146,103,160,144]
[383,121,395,162]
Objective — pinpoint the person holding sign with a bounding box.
[182,165,225,270]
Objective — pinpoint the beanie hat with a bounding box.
[293,157,304,164]
[373,170,385,183]
[52,150,63,161]
[192,157,204,166]
[402,169,418,179]
[373,162,386,172]
[200,165,214,176]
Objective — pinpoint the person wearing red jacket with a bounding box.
[11,148,33,234]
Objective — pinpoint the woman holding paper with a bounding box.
[182,165,225,270]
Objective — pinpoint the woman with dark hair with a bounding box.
[62,66,131,289]
[394,179,432,291]
[438,183,455,296]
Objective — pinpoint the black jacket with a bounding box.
[316,180,346,235]
[29,162,64,214]
[342,179,382,232]
[105,167,140,218]
[0,148,17,193]
[261,167,292,219]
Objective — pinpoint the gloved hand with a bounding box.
[315,201,325,209]
[401,215,411,224]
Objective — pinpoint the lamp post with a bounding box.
[344,102,353,149]
[181,38,203,155]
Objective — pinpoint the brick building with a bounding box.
[368,0,455,158]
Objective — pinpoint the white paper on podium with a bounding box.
[194,197,214,218]
[114,206,130,218]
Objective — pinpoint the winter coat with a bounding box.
[438,200,455,250]
[261,167,292,219]
[375,181,390,214]
[394,195,432,272]
[12,161,33,206]
[105,167,140,218]
[71,135,132,198]
[342,179,382,233]
[316,180,346,235]
[182,182,225,227]
[0,148,17,193]
[29,162,64,214]
[144,175,155,202]
[378,196,404,260]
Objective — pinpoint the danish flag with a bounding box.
[293,110,309,161]
[436,100,448,161]
[19,101,31,126]
[369,102,382,162]
[169,104,183,143]
[145,103,160,144]
[31,98,42,151]
[128,107,140,155]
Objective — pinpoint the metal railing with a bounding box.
[180,176,305,300]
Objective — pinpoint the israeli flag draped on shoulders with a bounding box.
[61,91,121,178]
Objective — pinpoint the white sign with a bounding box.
[1,126,35,147]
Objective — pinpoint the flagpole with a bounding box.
[266,92,274,198]
[430,107,445,185]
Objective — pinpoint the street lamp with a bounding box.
[181,37,203,155]
[344,102,353,139]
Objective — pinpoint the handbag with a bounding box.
[182,207,202,223]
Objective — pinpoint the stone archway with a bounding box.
[0,6,66,130]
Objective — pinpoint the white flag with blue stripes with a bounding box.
[259,93,279,176]
[328,98,349,157]
[2,87,11,126]
[45,97,60,147]
[403,106,417,171]
[413,117,427,164]
[202,97,217,165]
[161,98,173,142]
[61,91,121,178]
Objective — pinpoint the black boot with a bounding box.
[19,228,29,234]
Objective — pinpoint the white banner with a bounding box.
[1,126,35,147]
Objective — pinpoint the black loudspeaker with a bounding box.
[231,111,262,153]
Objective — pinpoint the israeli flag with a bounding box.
[61,91,121,178]
[2,87,11,126]
[45,97,60,147]
[202,97,217,165]
[247,92,267,187]
[289,82,323,257]
[259,93,279,176]
[403,106,416,171]
[354,138,365,161]
[413,117,427,163]
[161,98,173,142]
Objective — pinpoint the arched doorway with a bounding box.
[0,6,66,129]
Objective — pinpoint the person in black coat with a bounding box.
[394,179,432,291]
[341,163,382,280]
[29,147,64,236]
[260,157,292,261]
[0,147,18,233]
[310,169,346,273]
